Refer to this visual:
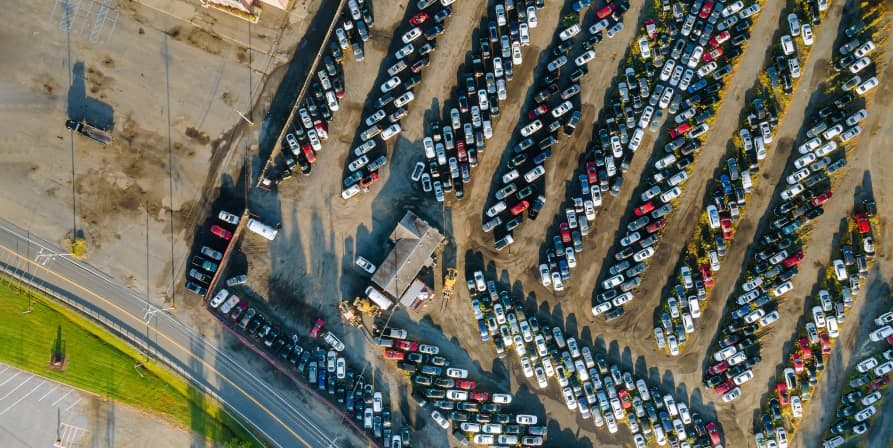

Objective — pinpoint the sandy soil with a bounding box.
[0,0,320,307]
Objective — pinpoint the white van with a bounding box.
[247,218,278,241]
[741,169,753,193]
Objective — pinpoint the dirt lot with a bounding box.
[5,0,893,446]
[0,0,322,306]
[213,0,893,446]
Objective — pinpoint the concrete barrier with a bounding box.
[257,0,349,187]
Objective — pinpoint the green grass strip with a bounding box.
[0,277,258,447]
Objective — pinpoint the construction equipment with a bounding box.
[442,268,457,305]
[338,301,362,327]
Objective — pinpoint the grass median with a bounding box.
[0,277,258,447]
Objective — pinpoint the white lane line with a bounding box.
[0,365,9,376]
[0,371,20,387]
[38,384,58,401]
[0,381,44,415]
[0,376,32,402]
[63,396,82,413]
[51,389,72,407]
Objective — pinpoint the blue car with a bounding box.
[572,0,593,12]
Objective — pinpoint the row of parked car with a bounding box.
[209,290,414,447]
[414,0,546,207]
[184,210,244,296]
[750,204,879,448]
[374,329,547,447]
[266,0,375,188]
[648,0,835,353]
[699,36,881,399]
[820,323,892,448]
[466,270,724,448]
[340,0,460,199]
[480,1,631,254]
[582,0,759,303]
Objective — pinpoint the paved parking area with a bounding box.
[0,364,195,447]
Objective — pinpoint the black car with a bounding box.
[604,307,625,321]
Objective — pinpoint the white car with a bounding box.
[512,43,523,66]
[380,76,402,93]
[801,24,814,45]
[521,120,543,137]
[791,395,803,418]
[520,356,534,378]
[722,387,741,402]
[857,357,878,373]
[856,76,879,95]
[854,405,876,422]
[633,247,655,262]
[575,49,596,66]
[847,109,868,126]
[771,281,794,297]
[431,410,450,429]
[759,311,780,327]
[833,259,848,281]
[209,289,229,308]
[607,22,624,38]
[348,155,370,172]
[446,368,469,379]
[419,344,440,355]
[527,5,537,27]
[849,56,872,74]
[733,369,754,385]
[539,264,552,286]
[401,27,422,44]
[519,23,530,45]
[781,183,805,200]
[355,256,376,274]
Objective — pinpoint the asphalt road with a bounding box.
[0,219,340,448]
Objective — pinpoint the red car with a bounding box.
[798,337,813,360]
[783,251,805,268]
[709,30,730,47]
[314,119,329,140]
[869,374,889,391]
[700,264,713,287]
[703,47,723,62]
[707,360,729,376]
[469,391,488,401]
[360,172,380,190]
[646,218,666,234]
[699,1,714,18]
[615,389,630,408]
[586,161,598,184]
[714,379,735,395]
[510,200,530,216]
[210,224,233,240]
[457,380,476,390]
[384,349,406,360]
[792,354,804,374]
[409,11,429,26]
[819,332,831,355]
[528,104,550,120]
[456,141,467,162]
[302,143,317,163]
[720,218,734,240]
[810,190,832,206]
[669,123,691,139]
[634,201,655,217]
[776,382,789,406]
[644,19,657,38]
[559,222,571,243]
[856,213,871,234]
[395,340,419,352]
[229,302,247,322]
[596,3,615,19]
[310,318,325,338]
[706,421,722,447]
